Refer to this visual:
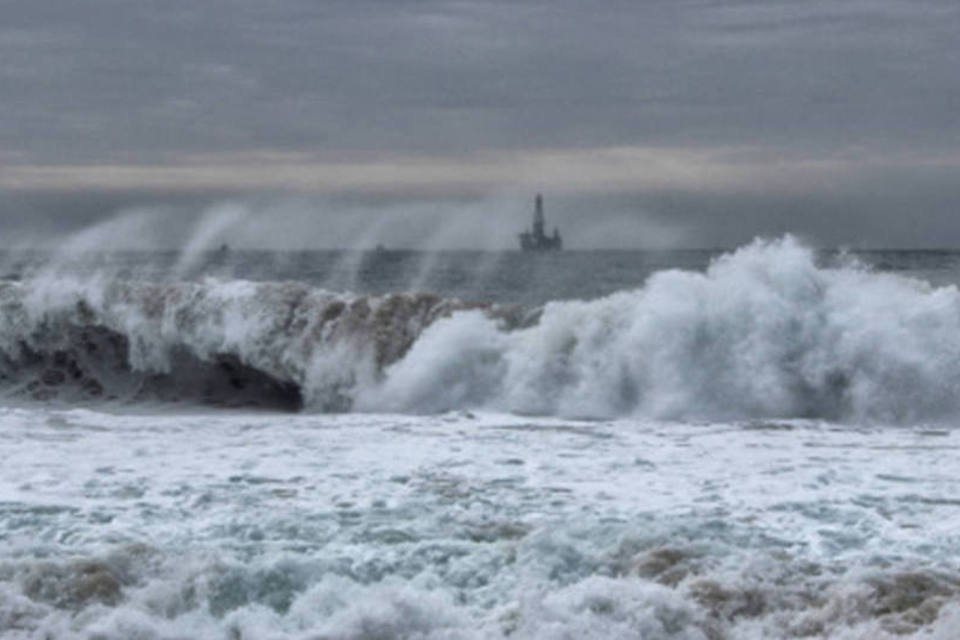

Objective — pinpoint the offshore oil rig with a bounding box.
[518,194,562,251]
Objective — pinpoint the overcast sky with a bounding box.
[1,0,959,248]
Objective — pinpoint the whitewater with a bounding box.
[2,236,959,638]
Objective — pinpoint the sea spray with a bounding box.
[367,236,960,421]
[2,236,960,421]
[0,278,475,409]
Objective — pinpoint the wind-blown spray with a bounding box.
[1,236,960,422]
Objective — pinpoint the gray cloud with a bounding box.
[0,0,958,247]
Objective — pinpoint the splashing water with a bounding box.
[1,236,960,423]
[2,235,960,638]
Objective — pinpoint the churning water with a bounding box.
[1,237,959,638]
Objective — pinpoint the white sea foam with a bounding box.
[4,237,960,638]
[366,236,960,421]
[1,409,959,638]
[2,236,960,421]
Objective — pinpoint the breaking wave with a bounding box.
[0,278,491,411]
[5,236,960,421]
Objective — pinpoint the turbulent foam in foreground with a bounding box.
[4,237,960,422]
[1,410,959,639]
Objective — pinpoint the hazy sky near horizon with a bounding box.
[1,0,959,248]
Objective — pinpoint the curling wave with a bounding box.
[4,236,960,421]
[0,278,491,410]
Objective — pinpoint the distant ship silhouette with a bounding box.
[518,194,562,251]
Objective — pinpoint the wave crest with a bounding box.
[365,236,960,422]
[3,236,960,421]
[0,279,479,410]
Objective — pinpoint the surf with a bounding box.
[2,236,959,422]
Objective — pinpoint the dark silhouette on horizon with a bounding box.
[519,194,562,251]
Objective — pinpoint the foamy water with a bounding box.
[1,237,959,638]
[3,238,960,422]
[1,409,959,638]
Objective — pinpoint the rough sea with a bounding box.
[2,237,960,639]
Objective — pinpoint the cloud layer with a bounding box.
[1,0,958,246]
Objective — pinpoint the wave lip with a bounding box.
[0,279,478,410]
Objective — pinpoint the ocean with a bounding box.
[1,236,959,639]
